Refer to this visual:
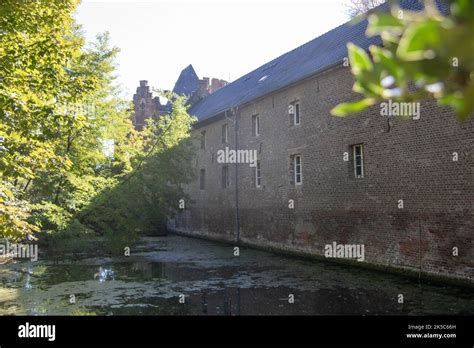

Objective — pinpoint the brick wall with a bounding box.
[171,65,474,282]
[132,80,158,130]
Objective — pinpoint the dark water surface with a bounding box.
[0,235,472,315]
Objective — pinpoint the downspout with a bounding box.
[233,107,241,243]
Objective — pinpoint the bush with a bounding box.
[29,201,72,233]
[37,217,99,256]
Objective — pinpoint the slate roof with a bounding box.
[173,64,200,98]
[156,64,200,114]
[189,0,448,122]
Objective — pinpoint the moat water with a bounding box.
[0,235,472,315]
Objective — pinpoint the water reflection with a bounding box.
[94,267,115,283]
[0,235,473,316]
[24,275,32,290]
[24,267,32,290]
[130,262,165,280]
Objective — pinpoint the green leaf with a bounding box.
[367,14,404,36]
[348,42,373,75]
[397,20,440,61]
[330,98,376,117]
[440,84,474,121]
[370,45,404,84]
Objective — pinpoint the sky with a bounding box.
[75,0,350,99]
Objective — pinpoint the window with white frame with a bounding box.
[353,144,364,178]
[222,124,228,143]
[252,115,259,137]
[222,165,229,189]
[293,102,300,125]
[255,160,261,188]
[294,155,302,185]
[289,101,300,126]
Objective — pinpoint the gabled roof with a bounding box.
[189,0,448,122]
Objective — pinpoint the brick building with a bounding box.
[144,0,473,282]
[132,65,227,130]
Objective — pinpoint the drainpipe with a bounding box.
[233,107,241,243]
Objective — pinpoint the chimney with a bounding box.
[210,78,228,93]
[202,77,210,91]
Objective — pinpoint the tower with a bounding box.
[131,67,228,130]
[132,80,163,130]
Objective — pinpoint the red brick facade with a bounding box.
[170,65,474,282]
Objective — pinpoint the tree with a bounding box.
[0,1,139,240]
[27,31,147,245]
[78,94,196,253]
[331,0,474,121]
[0,0,196,247]
[0,0,84,239]
[344,0,386,18]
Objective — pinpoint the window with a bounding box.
[200,131,206,149]
[222,166,229,189]
[222,124,228,143]
[293,102,300,125]
[294,155,302,185]
[255,160,261,188]
[353,144,364,178]
[199,169,205,190]
[252,115,259,136]
[289,101,300,126]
